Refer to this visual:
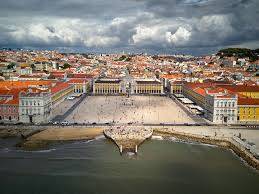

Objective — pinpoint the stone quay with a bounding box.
[104,126,153,154]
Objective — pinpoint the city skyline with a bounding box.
[0,0,258,55]
[0,2,259,193]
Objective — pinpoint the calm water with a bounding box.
[0,137,259,194]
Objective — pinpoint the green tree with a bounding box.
[30,64,36,70]
[63,63,71,69]
[7,62,16,69]
[217,48,258,61]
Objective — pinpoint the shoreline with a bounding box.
[16,127,104,150]
[153,129,259,170]
[1,125,259,171]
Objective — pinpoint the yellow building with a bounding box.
[239,92,259,99]
[183,84,206,107]
[51,82,74,105]
[169,81,183,94]
[93,79,122,94]
[223,85,259,99]
[68,79,90,94]
[134,80,163,94]
[237,98,259,123]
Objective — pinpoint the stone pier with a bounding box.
[104,126,153,154]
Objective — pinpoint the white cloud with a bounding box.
[132,25,160,44]
[84,36,120,47]
[6,14,233,49]
[166,27,192,46]
[197,15,233,37]
[0,0,258,55]
[9,19,82,46]
[8,18,121,47]
[111,17,128,27]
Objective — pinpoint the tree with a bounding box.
[217,48,258,62]
[7,62,16,69]
[30,64,36,70]
[63,63,71,69]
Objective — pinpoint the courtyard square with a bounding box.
[64,96,195,124]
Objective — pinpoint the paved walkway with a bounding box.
[52,94,87,122]
[104,126,153,153]
[65,96,195,124]
[152,125,259,158]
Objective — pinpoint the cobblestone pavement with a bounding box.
[65,96,195,124]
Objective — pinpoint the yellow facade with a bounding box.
[238,106,259,122]
[183,87,205,106]
[52,85,74,104]
[94,83,121,94]
[135,84,162,94]
[171,84,182,94]
[73,82,90,93]
[239,92,259,99]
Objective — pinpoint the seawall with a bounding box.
[154,129,259,170]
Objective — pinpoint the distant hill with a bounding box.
[217,48,259,62]
[254,48,259,54]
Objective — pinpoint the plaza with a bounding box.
[64,96,195,124]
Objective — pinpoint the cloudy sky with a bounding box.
[0,0,258,55]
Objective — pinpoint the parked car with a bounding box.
[52,121,59,125]
[61,121,69,125]
[66,96,75,100]
[14,122,23,125]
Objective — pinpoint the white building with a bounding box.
[19,89,52,124]
[205,90,238,124]
[18,67,32,75]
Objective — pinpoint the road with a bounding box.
[52,94,87,122]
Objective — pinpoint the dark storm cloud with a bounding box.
[0,0,140,18]
[0,0,258,55]
[136,0,253,17]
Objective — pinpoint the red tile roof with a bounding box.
[238,97,259,106]
[222,85,259,93]
[0,88,25,105]
[50,82,71,94]
[67,78,89,84]
[0,80,53,89]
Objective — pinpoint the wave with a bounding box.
[15,148,57,153]
[71,139,95,145]
[47,157,94,161]
[166,137,217,147]
[69,136,105,146]
[0,147,11,153]
[151,135,164,140]
[95,135,105,140]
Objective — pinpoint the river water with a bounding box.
[0,137,259,194]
